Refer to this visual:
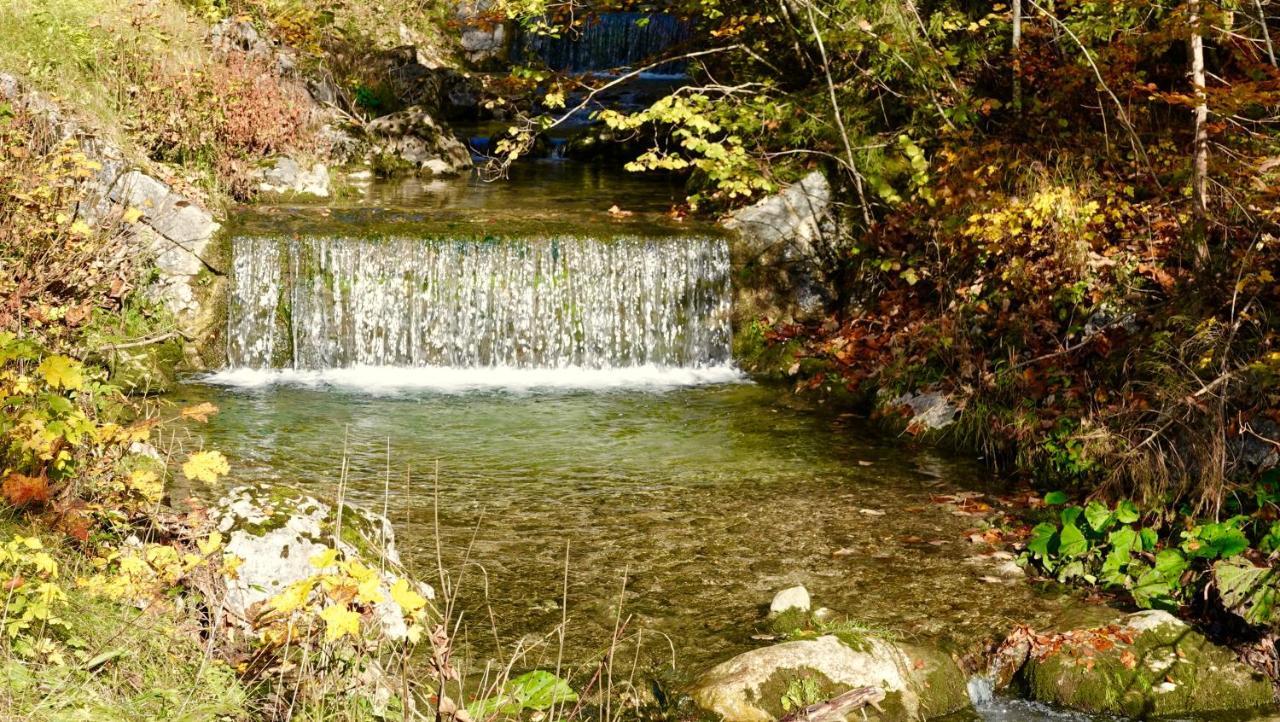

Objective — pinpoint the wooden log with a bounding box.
[779,685,886,722]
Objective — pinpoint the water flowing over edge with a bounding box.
[201,363,745,393]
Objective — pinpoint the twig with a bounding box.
[779,686,886,722]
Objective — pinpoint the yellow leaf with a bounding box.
[389,578,427,615]
[37,355,84,390]
[182,450,229,484]
[309,548,339,569]
[180,402,218,423]
[197,532,223,557]
[127,469,163,504]
[69,220,92,236]
[269,579,316,615]
[356,576,384,605]
[319,604,361,642]
[222,553,243,579]
[122,207,144,224]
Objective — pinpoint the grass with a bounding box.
[0,514,249,721]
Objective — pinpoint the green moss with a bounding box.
[1021,619,1274,717]
[80,298,183,394]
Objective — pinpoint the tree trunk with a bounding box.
[1190,0,1211,266]
[1012,0,1024,113]
[1255,0,1277,67]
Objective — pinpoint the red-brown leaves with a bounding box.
[3,473,51,508]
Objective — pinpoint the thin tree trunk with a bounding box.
[1254,0,1277,66]
[1012,0,1023,113]
[1190,0,1211,266]
[804,0,873,228]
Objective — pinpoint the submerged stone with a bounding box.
[1020,610,1273,718]
[691,634,970,722]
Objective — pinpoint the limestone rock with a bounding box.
[1020,610,1273,717]
[726,172,841,327]
[770,586,812,615]
[255,157,331,198]
[213,484,434,640]
[883,391,958,432]
[691,635,970,722]
[366,107,472,176]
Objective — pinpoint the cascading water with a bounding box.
[216,234,737,390]
[514,12,692,75]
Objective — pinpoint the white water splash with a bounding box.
[203,364,744,393]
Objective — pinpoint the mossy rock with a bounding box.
[99,338,184,395]
[691,635,970,722]
[1020,610,1274,718]
[213,483,434,640]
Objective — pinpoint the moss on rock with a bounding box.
[1020,610,1274,718]
[691,634,970,722]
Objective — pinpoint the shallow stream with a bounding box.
[179,164,1156,720]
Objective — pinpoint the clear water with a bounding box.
[196,167,1262,720]
[172,380,1089,674]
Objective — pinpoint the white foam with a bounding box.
[201,364,746,393]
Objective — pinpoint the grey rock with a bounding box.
[256,156,331,197]
[366,107,472,176]
[884,391,958,432]
[726,172,841,326]
[770,585,812,615]
[691,635,970,722]
[213,484,435,640]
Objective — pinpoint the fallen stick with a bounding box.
[780,686,886,722]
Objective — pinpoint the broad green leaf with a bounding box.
[1115,500,1140,524]
[1213,558,1279,627]
[1027,522,1058,559]
[1108,526,1138,558]
[1139,527,1159,552]
[1043,491,1069,506]
[467,671,578,718]
[1154,549,1188,584]
[1060,506,1083,528]
[1084,501,1114,534]
[1132,566,1177,611]
[1058,523,1088,559]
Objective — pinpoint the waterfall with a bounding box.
[514,12,692,75]
[220,234,734,388]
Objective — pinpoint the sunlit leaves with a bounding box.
[36,355,83,391]
[181,450,229,484]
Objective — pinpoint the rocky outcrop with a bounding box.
[1018,610,1273,718]
[366,107,473,176]
[456,1,509,68]
[213,484,434,641]
[726,172,842,329]
[0,73,225,367]
[691,635,970,722]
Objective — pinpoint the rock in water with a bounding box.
[366,106,473,176]
[691,635,970,722]
[770,585,812,615]
[1020,610,1272,717]
[213,484,433,640]
[255,157,331,198]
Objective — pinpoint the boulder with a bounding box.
[691,635,970,722]
[366,107,472,176]
[213,484,434,641]
[726,172,841,328]
[883,391,958,433]
[255,157,331,198]
[1020,610,1273,718]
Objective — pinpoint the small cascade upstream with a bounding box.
[218,234,735,389]
[514,12,692,75]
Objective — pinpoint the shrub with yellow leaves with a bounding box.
[0,534,72,664]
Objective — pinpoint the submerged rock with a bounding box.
[366,106,472,176]
[691,634,969,722]
[213,484,434,640]
[1020,610,1273,717]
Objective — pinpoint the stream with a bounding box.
[160,163,1148,721]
